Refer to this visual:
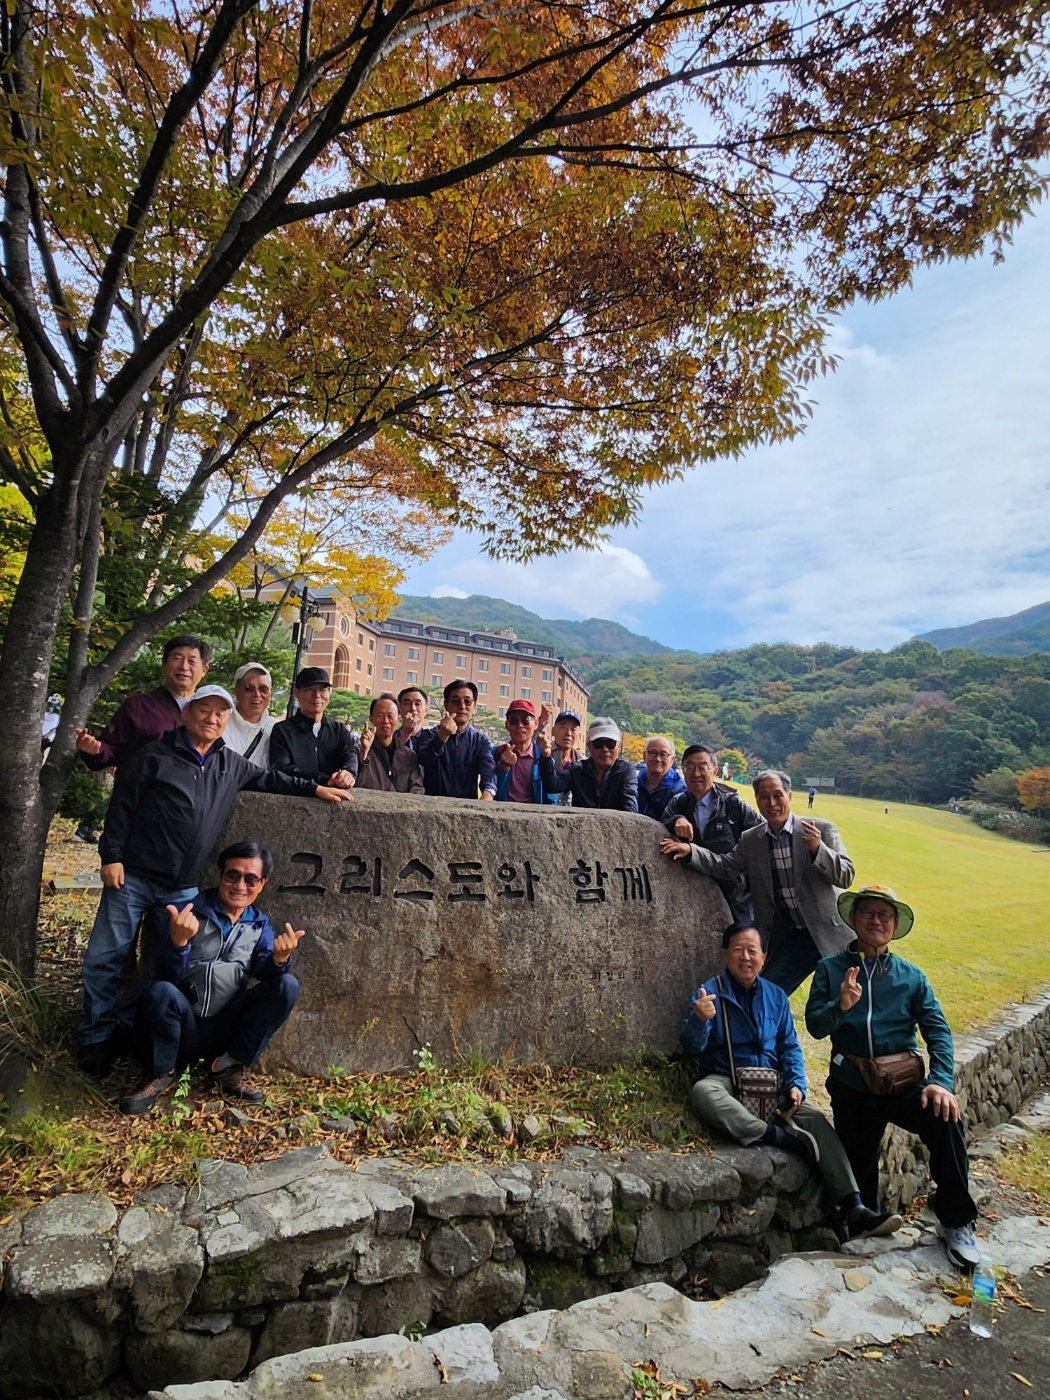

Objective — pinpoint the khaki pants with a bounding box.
[691,1075,858,1203]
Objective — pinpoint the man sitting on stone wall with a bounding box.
[416,680,497,799]
[682,922,902,1241]
[121,841,301,1114]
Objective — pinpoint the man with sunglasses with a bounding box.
[537,717,638,811]
[417,680,497,799]
[121,842,301,1114]
[492,699,551,803]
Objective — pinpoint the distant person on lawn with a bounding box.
[635,735,685,820]
[76,686,351,1076]
[122,842,301,1114]
[662,768,853,994]
[659,743,762,923]
[355,694,425,792]
[682,921,901,1241]
[537,717,638,811]
[269,666,358,787]
[805,885,980,1271]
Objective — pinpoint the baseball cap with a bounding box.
[506,699,537,717]
[294,666,332,688]
[233,662,273,687]
[587,717,621,744]
[555,709,582,725]
[178,684,235,711]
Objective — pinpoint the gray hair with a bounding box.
[752,769,792,796]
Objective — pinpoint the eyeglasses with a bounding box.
[506,714,533,724]
[220,870,264,889]
[854,906,896,924]
[591,738,617,750]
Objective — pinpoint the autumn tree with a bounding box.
[1018,768,1050,817]
[1,0,1049,976]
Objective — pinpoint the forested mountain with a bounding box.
[915,601,1050,655]
[392,594,672,660]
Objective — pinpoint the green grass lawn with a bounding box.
[781,790,1049,1032]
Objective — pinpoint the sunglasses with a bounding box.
[506,713,534,724]
[590,738,617,750]
[220,870,264,889]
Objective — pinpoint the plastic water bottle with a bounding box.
[969,1250,996,1337]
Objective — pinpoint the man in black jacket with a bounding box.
[269,666,358,786]
[537,717,638,811]
[76,685,350,1075]
[660,744,762,921]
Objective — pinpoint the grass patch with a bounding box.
[998,1131,1050,1209]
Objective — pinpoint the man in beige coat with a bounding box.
[662,768,853,993]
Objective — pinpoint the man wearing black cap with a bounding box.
[269,667,358,787]
[548,709,582,806]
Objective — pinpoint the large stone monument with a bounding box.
[213,792,729,1074]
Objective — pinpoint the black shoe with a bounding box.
[847,1205,903,1239]
[776,1118,821,1169]
[77,1041,113,1078]
[211,1063,264,1103]
[120,1073,177,1116]
[73,825,99,844]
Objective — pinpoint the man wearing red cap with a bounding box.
[492,700,551,803]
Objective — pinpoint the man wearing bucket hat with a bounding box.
[77,685,352,1075]
[537,717,639,810]
[223,663,278,768]
[805,885,980,1270]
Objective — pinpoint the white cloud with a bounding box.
[427,544,663,621]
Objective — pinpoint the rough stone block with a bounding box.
[570,1349,632,1400]
[436,1258,527,1327]
[117,1206,205,1333]
[5,1237,113,1304]
[424,1323,500,1385]
[21,1193,117,1243]
[249,1296,358,1368]
[355,1238,422,1286]
[356,1274,436,1339]
[0,1300,122,1398]
[633,1206,719,1265]
[215,791,727,1073]
[411,1164,507,1220]
[124,1325,251,1391]
[618,1150,739,1207]
[711,1196,777,1241]
[708,1144,775,1189]
[510,1168,613,1258]
[424,1220,495,1278]
[247,1333,441,1400]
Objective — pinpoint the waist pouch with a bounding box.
[841,1049,924,1096]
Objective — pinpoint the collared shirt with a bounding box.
[80,685,183,770]
[768,813,805,927]
[691,787,716,836]
[179,729,217,768]
[417,724,498,798]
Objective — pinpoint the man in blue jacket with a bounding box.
[682,922,901,1240]
[806,885,979,1270]
[416,680,497,799]
[635,735,685,819]
[492,699,548,803]
[121,841,301,1114]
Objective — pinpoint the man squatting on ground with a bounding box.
[122,842,302,1114]
[682,922,902,1241]
[664,769,853,995]
[806,884,981,1270]
[77,685,351,1077]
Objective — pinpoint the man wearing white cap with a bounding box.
[537,717,638,811]
[76,685,351,1075]
[224,663,278,768]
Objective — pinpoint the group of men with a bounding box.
[71,635,982,1275]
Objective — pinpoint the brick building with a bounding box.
[293,590,589,721]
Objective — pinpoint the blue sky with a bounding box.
[400,211,1050,654]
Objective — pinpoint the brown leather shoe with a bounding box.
[211,1063,264,1103]
[119,1072,176,1115]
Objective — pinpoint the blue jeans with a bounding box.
[77,874,197,1047]
[136,976,300,1077]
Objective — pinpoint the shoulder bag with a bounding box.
[719,976,781,1123]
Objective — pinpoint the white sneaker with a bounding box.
[939,1221,980,1270]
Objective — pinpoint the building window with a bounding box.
[500,662,511,675]
[498,707,506,718]
[354,683,360,694]
[382,668,394,681]
[431,675,442,688]
[339,615,351,637]
[499,684,509,697]
[384,643,396,657]
[406,670,418,683]
[369,638,374,650]
[367,664,372,676]
[478,682,488,694]
[355,657,362,671]
[456,654,466,668]
[542,669,552,681]
[358,632,364,645]
[521,687,530,699]
[408,646,419,660]
[432,650,443,664]
[542,690,551,703]
[332,645,351,689]
[477,658,489,671]
[521,665,531,678]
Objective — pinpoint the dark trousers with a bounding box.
[136,976,299,1078]
[828,1078,978,1227]
[762,921,822,995]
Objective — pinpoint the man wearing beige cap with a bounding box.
[224,663,277,768]
[537,717,638,810]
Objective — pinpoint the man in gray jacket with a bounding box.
[662,769,854,993]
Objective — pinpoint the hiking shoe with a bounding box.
[212,1063,264,1103]
[939,1221,980,1270]
[847,1205,903,1240]
[776,1118,820,1169]
[77,1041,113,1078]
[73,824,99,844]
[120,1073,176,1116]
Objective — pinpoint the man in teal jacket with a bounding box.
[805,884,979,1270]
[682,922,901,1240]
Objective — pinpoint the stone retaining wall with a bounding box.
[881,985,1050,1210]
[2,988,1047,1398]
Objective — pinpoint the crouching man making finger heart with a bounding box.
[121,842,304,1115]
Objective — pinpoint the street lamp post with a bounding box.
[286,586,327,718]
